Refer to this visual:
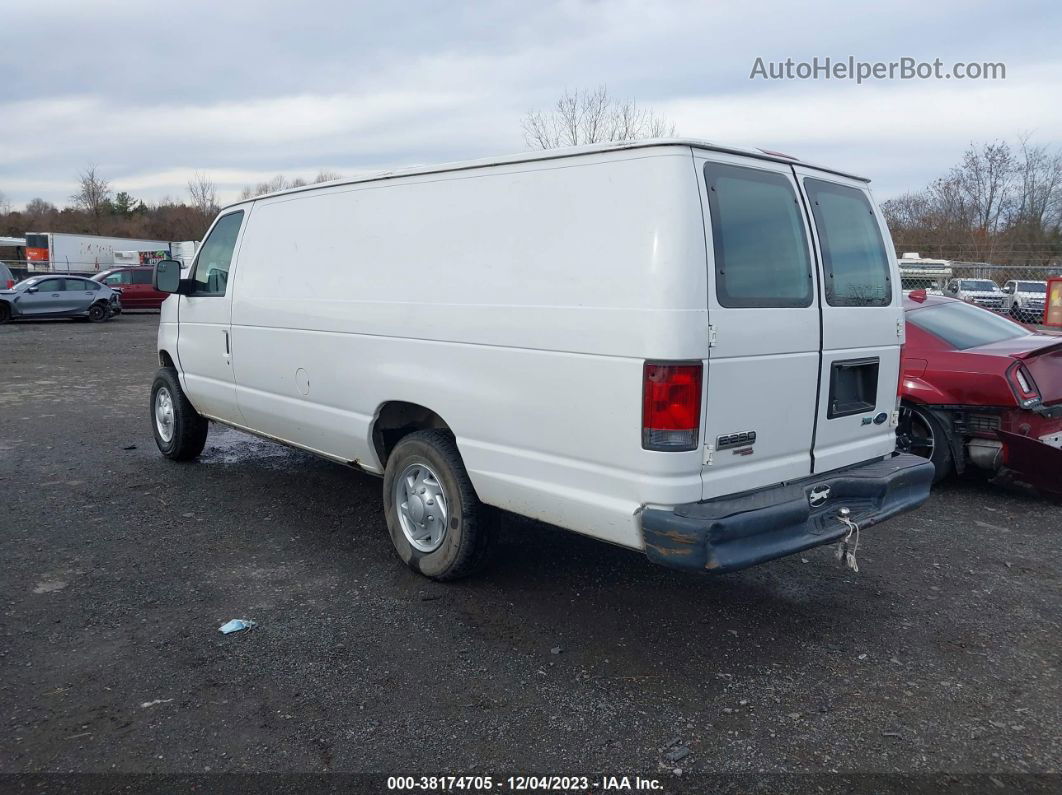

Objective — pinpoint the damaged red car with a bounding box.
[899,291,1062,495]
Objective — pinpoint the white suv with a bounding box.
[1002,280,1047,323]
[944,278,1004,311]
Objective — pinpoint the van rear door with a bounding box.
[695,153,821,499]
[793,168,902,473]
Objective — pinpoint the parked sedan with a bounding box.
[0,276,118,323]
[92,266,169,310]
[899,291,1062,495]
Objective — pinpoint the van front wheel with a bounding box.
[150,367,209,461]
[382,430,493,580]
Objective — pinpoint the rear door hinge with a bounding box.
[708,324,718,348]
[703,443,715,466]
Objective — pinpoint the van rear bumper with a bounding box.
[640,453,934,573]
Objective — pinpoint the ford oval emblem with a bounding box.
[873,412,888,425]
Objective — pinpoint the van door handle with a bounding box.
[223,329,230,355]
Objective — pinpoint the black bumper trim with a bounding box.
[641,453,935,573]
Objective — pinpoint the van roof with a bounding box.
[223,138,870,210]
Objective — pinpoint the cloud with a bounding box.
[658,63,1062,195]
[0,0,1059,207]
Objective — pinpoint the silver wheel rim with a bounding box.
[394,462,449,553]
[897,406,934,459]
[155,387,175,443]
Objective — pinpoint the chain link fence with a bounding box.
[4,260,122,282]
[6,255,1061,326]
[899,257,1062,327]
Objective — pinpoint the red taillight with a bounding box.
[642,362,703,451]
[1007,361,1042,408]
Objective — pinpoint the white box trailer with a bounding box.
[898,252,953,294]
[170,240,200,272]
[24,232,171,274]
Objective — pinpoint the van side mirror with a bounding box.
[154,259,183,293]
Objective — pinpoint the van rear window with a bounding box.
[704,163,813,308]
[804,179,891,307]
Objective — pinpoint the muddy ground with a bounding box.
[1,313,1060,790]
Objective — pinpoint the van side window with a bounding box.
[704,163,813,308]
[804,179,891,307]
[191,211,244,296]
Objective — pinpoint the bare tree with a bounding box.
[1013,134,1062,232]
[313,170,342,183]
[881,136,1062,265]
[953,141,1015,259]
[0,189,10,215]
[24,197,56,223]
[70,166,113,232]
[187,171,218,215]
[522,85,676,150]
[239,174,294,200]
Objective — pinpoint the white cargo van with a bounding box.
[150,139,933,580]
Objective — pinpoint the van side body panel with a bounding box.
[228,148,709,548]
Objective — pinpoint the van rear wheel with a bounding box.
[382,430,493,580]
[150,367,209,461]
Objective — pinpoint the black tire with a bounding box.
[0,302,10,324]
[87,302,108,322]
[382,430,494,581]
[150,367,208,461]
[897,402,954,483]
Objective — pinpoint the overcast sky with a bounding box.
[2,0,1060,209]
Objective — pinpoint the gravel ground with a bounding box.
[1,313,1060,789]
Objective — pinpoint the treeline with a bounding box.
[881,136,1062,265]
[0,168,342,245]
[5,139,1061,266]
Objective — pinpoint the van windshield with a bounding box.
[908,302,1027,350]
